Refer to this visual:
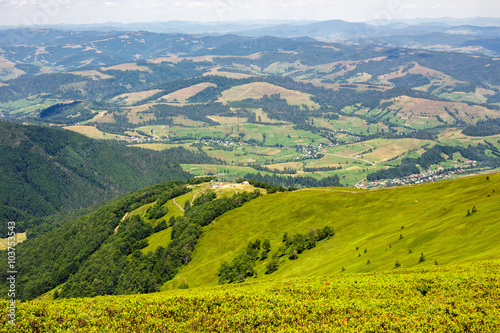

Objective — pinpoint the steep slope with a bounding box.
[0,179,263,301]
[165,173,500,289]
[0,121,217,236]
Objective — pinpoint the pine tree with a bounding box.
[419,253,426,263]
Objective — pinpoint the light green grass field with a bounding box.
[141,228,173,254]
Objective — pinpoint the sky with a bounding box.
[0,0,499,26]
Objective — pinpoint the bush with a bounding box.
[265,259,279,274]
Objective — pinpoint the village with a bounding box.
[357,160,481,189]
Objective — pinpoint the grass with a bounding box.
[141,228,173,254]
[218,82,320,109]
[0,97,60,116]
[0,233,26,250]
[63,126,123,140]
[309,115,388,136]
[181,164,271,179]
[164,173,500,290]
[8,254,500,331]
[111,89,163,105]
[159,82,216,103]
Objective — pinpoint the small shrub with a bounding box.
[472,206,477,213]
[366,259,371,265]
[418,253,426,263]
[417,285,431,296]
[399,234,404,240]
[265,259,279,274]
[282,232,288,243]
[394,260,401,268]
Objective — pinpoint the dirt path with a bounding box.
[190,190,204,205]
[173,198,185,212]
[114,212,130,234]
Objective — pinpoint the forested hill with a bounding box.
[0,121,214,237]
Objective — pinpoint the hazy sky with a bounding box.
[0,0,499,26]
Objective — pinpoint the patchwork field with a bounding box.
[218,82,320,109]
[159,82,217,103]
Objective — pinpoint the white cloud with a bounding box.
[0,0,499,26]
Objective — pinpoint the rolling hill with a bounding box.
[2,172,498,302]
[164,173,500,289]
[0,173,499,331]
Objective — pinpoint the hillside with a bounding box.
[0,121,218,237]
[2,173,498,303]
[165,173,500,289]
[0,174,499,331]
[0,179,265,301]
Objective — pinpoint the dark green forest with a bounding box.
[0,121,221,237]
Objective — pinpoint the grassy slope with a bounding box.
[165,173,500,289]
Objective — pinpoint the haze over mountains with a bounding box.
[2,17,500,56]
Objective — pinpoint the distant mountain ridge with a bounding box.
[2,17,500,58]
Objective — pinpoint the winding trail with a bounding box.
[173,198,185,212]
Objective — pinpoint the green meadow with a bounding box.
[166,173,500,289]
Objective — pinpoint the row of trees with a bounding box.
[59,189,262,298]
[241,173,342,189]
[218,226,335,284]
